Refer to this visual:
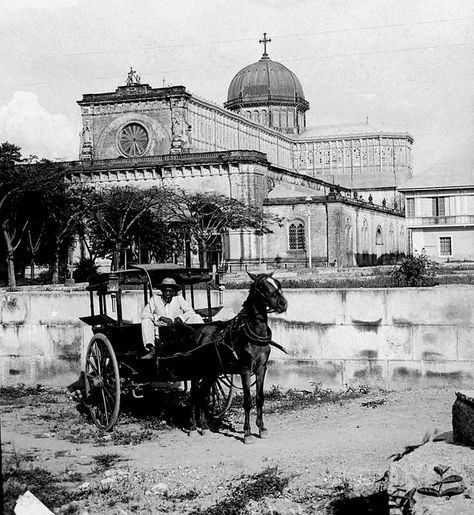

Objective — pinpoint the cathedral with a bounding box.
[68,35,412,269]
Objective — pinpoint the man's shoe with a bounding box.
[141,346,156,360]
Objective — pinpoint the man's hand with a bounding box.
[173,317,184,325]
[159,316,174,325]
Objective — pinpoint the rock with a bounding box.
[452,390,474,446]
[388,441,474,514]
[151,482,169,496]
[79,482,90,491]
[100,477,118,486]
[14,491,54,514]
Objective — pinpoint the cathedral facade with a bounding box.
[69,39,411,269]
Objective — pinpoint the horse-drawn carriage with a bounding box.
[79,263,234,431]
[78,263,288,443]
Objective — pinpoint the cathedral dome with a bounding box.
[226,58,307,108]
[224,34,309,134]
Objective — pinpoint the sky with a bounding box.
[0,0,472,183]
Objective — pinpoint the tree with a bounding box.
[46,181,91,284]
[0,144,65,287]
[173,192,273,268]
[84,186,177,270]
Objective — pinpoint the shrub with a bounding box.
[73,257,99,283]
[390,252,438,287]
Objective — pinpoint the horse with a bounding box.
[188,271,288,444]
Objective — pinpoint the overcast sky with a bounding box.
[0,0,472,182]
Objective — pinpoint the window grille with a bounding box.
[406,198,415,217]
[289,222,306,250]
[440,237,452,256]
[431,197,446,216]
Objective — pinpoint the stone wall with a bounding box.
[0,285,472,390]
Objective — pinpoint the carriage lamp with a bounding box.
[107,274,120,312]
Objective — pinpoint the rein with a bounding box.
[239,313,272,346]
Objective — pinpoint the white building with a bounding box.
[399,164,474,262]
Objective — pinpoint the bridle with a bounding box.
[251,277,282,314]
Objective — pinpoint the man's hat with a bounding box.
[156,277,181,291]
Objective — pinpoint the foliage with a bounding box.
[2,448,86,514]
[173,191,275,268]
[417,465,465,498]
[83,185,177,270]
[73,257,99,283]
[194,466,290,514]
[0,143,70,287]
[390,252,438,287]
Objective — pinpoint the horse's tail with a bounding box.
[270,341,288,354]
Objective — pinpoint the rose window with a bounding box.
[118,123,149,157]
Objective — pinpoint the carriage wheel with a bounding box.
[206,374,235,419]
[84,333,121,431]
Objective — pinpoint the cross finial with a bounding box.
[259,32,271,59]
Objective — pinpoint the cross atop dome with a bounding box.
[259,32,271,60]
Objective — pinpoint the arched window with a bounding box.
[362,219,369,252]
[260,110,267,125]
[252,110,260,123]
[375,226,383,245]
[389,224,394,251]
[289,221,306,250]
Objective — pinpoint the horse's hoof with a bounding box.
[259,429,268,439]
[188,429,198,437]
[200,428,209,436]
[244,435,255,445]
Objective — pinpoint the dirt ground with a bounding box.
[1,383,456,514]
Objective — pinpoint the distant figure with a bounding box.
[140,277,203,359]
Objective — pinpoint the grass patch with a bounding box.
[2,449,87,514]
[230,383,372,416]
[92,452,124,472]
[193,466,290,514]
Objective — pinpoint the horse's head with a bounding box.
[248,272,288,314]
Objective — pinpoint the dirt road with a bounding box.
[1,385,455,514]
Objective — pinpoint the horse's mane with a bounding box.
[241,281,258,313]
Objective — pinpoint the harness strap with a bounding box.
[241,315,272,346]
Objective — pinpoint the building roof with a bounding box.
[225,55,308,110]
[398,160,474,190]
[295,121,413,141]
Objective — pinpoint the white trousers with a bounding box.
[141,314,204,349]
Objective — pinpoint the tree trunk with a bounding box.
[52,250,60,284]
[30,255,35,280]
[199,241,208,269]
[2,225,16,288]
[111,242,121,271]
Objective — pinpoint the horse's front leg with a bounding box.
[255,365,268,438]
[241,369,254,444]
[198,377,211,435]
[189,379,198,435]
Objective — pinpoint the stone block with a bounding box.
[388,360,423,385]
[379,325,413,360]
[267,358,344,390]
[453,390,474,446]
[388,441,474,515]
[321,324,381,360]
[344,289,386,325]
[412,325,458,361]
[343,358,388,387]
[456,327,474,361]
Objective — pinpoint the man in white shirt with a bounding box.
[141,277,203,359]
